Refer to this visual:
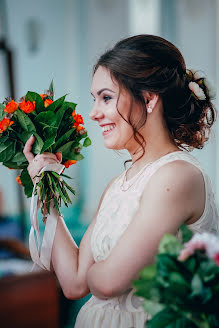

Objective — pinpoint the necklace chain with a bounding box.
[120,149,180,192]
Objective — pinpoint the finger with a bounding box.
[35,153,58,162]
[23,135,35,163]
[55,152,62,163]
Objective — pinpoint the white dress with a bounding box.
[75,151,219,328]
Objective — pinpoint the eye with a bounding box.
[103,95,111,102]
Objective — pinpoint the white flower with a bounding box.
[204,78,216,99]
[189,81,206,100]
[193,71,203,80]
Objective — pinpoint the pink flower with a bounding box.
[213,253,219,266]
[178,232,219,264]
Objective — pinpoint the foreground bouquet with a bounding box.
[133,225,219,328]
[0,82,91,215]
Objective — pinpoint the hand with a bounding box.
[23,135,62,183]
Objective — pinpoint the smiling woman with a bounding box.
[23,34,218,328]
[90,68,135,151]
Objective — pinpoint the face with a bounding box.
[90,66,142,151]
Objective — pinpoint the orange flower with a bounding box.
[64,160,77,168]
[40,94,47,100]
[72,110,84,126]
[44,99,53,107]
[0,118,14,133]
[76,125,85,132]
[4,100,18,113]
[16,175,22,186]
[19,100,35,114]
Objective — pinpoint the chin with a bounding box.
[104,141,124,150]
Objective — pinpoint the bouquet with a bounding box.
[0,82,91,215]
[133,225,219,328]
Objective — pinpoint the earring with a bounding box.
[147,105,152,113]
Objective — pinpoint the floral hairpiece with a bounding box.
[186,69,216,100]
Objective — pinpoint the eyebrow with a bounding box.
[90,88,115,97]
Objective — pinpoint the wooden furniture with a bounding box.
[0,271,59,328]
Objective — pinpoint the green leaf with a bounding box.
[67,152,84,161]
[41,135,57,153]
[34,111,57,129]
[0,140,16,162]
[60,173,72,179]
[133,279,160,301]
[156,254,179,275]
[168,272,189,295]
[34,111,57,151]
[52,129,74,152]
[0,103,6,120]
[55,103,68,128]
[180,224,193,243]
[45,95,66,112]
[142,299,165,316]
[20,168,34,198]
[16,109,36,132]
[0,137,10,152]
[83,137,92,147]
[3,141,28,168]
[159,233,182,256]
[32,132,44,154]
[62,181,76,195]
[18,131,44,154]
[147,307,180,328]
[64,101,77,113]
[25,91,44,113]
[56,141,74,156]
[56,140,84,161]
[190,274,203,297]
[139,263,157,280]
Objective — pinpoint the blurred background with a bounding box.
[0,0,218,327]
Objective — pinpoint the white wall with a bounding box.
[78,0,131,223]
[175,0,217,194]
[1,0,81,215]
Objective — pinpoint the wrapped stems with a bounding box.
[36,171,75,216]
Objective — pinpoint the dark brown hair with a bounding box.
[93,34,216,160]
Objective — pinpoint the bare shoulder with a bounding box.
[138,159,205,225]
[146,159,204,196]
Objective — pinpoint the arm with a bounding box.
[86,160,205,298]
[50,177,113,300]
[23,135,119,300]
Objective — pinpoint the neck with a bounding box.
[127,122,180,169]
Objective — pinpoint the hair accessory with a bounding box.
[188,82,206,101]
[186,69,216,100]
[147,105,153,113]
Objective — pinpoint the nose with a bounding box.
[89,104,104,121]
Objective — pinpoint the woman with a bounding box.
[24,35,219,327]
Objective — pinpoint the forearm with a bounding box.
[50,215,89,299]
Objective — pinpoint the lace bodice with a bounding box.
[75,151,219,328]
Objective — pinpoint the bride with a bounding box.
[24,34,218,327]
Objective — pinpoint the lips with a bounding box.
[101,124,116,132]
[100,123,116,136]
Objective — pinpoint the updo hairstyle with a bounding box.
[93,34,216,158]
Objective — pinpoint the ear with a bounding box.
[143,92,159,113]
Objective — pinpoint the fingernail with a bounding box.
[30,134,34,138]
